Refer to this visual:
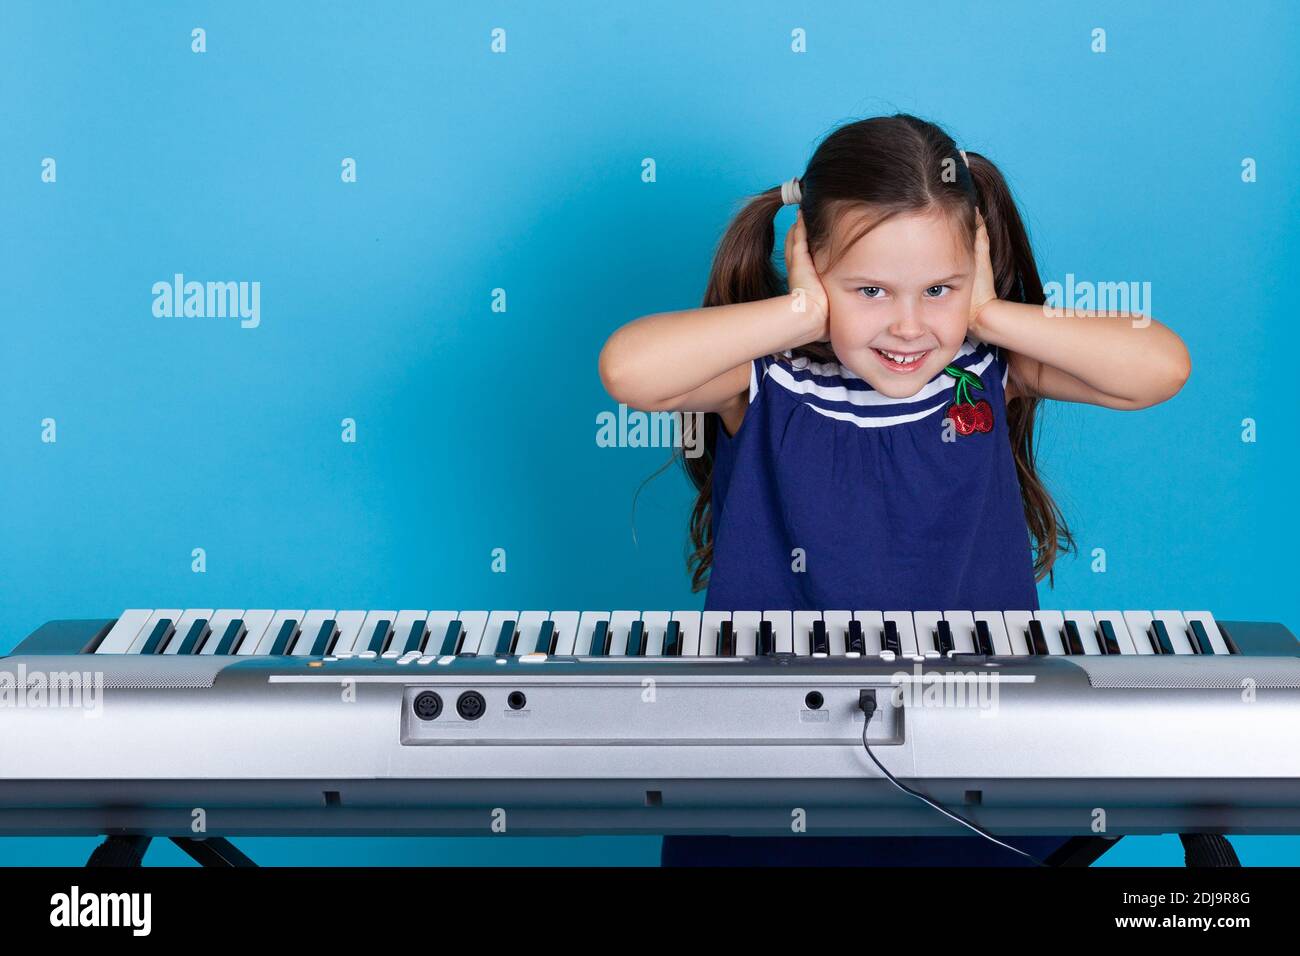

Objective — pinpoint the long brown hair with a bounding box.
[676,113,1074,591]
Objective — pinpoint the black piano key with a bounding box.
[626,620,645,656]
[494,620,517,656]
[213,619,246,655]
[588,620,610,656]
[534,620,556,655]
[268,619,300,656]
[1098,619,1119,655]
[935,621,954,656]
[717,620,735,656]
[366,619,393,654]
[139,618,176,655]
[1149,620,1174,655]
[439,620,463,656]
[175,618,211,655]
[846,619,866,655]
[1063,620,1085,655]
[401,621,427,655]
[662,620,681,656]
[1027,619,1050,655]
[758,620,775,655]
[811,620,829,655]
[882,620,901,655]
[1189,619,1216,654]
[974,620,993,655]
[311,619,338,656]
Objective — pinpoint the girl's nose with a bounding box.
[887,306,926,339]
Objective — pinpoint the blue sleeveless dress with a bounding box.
[704,336,1039,612]
[663,337,1058,866]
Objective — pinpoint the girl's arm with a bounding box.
[967,215,1191,409]
[599,211,827,414]
[977,300,1191,410]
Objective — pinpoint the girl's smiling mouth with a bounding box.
[872,347,931,372]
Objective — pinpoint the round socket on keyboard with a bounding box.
[804,691,824,710]
[457,690,487,721]
[413,691,443,721]
[507,691,527,710]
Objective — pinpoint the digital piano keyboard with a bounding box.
[2,608,1299,856]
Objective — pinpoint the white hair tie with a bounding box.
[959,149,969,168]
[780,177,802,206]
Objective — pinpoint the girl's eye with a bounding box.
[858,286,884,299]
[925,285,951,297]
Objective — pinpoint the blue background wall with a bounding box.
[2,0,1297,865]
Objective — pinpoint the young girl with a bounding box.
[599,114,1191,866]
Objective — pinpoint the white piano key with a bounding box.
[422,611,458,654]
[245,610,304,655]
[853,611,885,656]
[732,611,761,656]
[127,609,183,654]
[884,611,918,657]
[1121,610,1158,655]
[483,610,520,656]
[384,610,428,658]
[163,609,213,654]
[699,611,731,656]
[671,611,702,656]
[548,611,580,655]
[823,610,851,656]
[198,609,244,656]
[96,609,154,654]
[511,611,550,655]
[608,610,641,656]
[973,611,1013,655]
[293,610,338,656]
[1062,610,1101,655]
[1094,610,1139,654]
[328,610,370,656]
[641,611,671,655]
[764,610,794,654]
[1003,610,1034,655]
[913,611,943,658]
[1182,609,1232,655]
[454,610,489,654]
[942,611,978,654]
[574,611,610,655]
[793,611,821,656]
[1033,610,1068,655]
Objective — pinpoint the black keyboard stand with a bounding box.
[1044,833,1241,867]
[86,835,256,867]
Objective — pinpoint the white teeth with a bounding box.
[880,349,926,365]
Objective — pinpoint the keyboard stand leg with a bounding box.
[86,835,152,867]
[170,836,257,867]
[1179,833,1240,867]
[1042,835,1122,867]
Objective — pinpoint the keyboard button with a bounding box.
[1004,611,1034,655]
[1153,610,1195,654]
[662,620,681,656]
[310,619,338,656]
[1032,611,1068,655]
[1183,610,1232,655]
[823,610,851,656]
[883,611,917,656]
[942,612,978,654]
[974,611,1014,655]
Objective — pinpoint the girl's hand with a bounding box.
[968,209,997,340]
[784,209,830,342]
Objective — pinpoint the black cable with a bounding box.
[858,690,1046,866]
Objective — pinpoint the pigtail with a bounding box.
[679,186,788,591]
[965,151,1076,584]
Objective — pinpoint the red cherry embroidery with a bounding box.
[942,366,993,437]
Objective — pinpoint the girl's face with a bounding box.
[814,207,974,398]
